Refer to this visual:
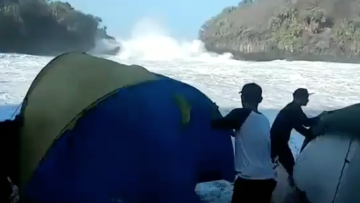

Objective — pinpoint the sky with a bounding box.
[65,0,240,39]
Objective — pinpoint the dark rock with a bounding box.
[0,0,119,56]
[199,0,360,63]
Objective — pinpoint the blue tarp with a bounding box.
[24,77,234,203]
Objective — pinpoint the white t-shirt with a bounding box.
[234,111,276,180]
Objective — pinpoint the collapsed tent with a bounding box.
[18,53,235,203]
[293,104,360,203]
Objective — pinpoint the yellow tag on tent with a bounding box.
[174,94,191,126]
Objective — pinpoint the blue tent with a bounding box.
[19,53,235,203]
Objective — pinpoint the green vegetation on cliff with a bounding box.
[200,0,360,62]
[0,0,112,55]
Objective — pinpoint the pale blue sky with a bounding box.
[65,0,240,39]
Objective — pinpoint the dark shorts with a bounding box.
[231,177,277,203]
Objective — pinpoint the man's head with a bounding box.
[293,88,312,106]
[239,83,263,107]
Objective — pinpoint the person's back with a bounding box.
[270,102,312,145]
[235,110,275,180]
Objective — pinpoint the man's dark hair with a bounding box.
[240,83,263,103]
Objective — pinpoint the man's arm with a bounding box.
[0,115,23,133]
[293,124,313,139]
[296,108,319,127]
[211,108,252,136]
[292,108,316,138]
[0,120,16,133]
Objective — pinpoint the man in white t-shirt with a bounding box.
[211,83,276,203]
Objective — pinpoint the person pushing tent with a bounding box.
[270,88,326,185]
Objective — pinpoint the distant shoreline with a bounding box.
[205,46,360,64]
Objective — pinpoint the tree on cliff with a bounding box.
[200,0,360,62]
[0,0,109,55]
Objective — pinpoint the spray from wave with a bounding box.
[91,38,120,54]
[115,18,233,61]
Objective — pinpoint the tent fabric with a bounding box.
[334,141,360,203]
[20,54,234,203]
[312,103,360,137]
[24,77,234,203]
[19,53,158,188]
[293,103,360,203]
[293,134,360,203]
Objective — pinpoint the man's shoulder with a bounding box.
[229,108,252,119]
[230,108,252,114]
[239,111,270,130]
[283,102,302,111]
[277,103,298,117]
[250,112,271,129]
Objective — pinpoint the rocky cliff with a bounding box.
[199,0,360,63]
[0,0,120,56]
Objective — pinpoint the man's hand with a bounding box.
[313,123,328,136]
[315,111,327,123]
[310,111,332,136]
[271,155,279,169]
[319,110,335,120]
[320,111,330,117]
